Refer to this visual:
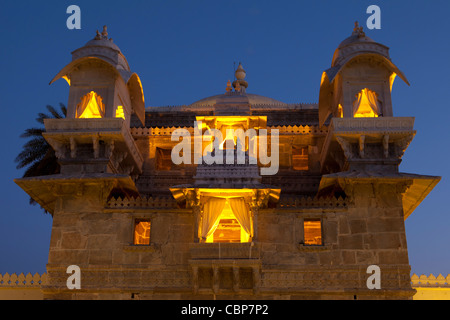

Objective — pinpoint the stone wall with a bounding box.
[38,177,417,299]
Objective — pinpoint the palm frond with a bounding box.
[16,103,66,214]
[20,128,45,138]
[46,105,64,119]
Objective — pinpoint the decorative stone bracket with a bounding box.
[43,118,143,176]
[189,259,261,295]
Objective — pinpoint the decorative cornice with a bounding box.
[277,196,348,208]
[107,196,178,209]
[411,274,450,288]
[131,125,326,137]
[0,273,47,287]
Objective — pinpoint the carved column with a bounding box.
[249,203,258,242]
[193,205,202,243]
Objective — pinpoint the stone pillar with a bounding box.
[192,205,202,243]
[249,203,259,242]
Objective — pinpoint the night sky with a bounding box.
[0,0,448,277]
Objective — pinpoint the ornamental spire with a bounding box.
[232,62,248,92]
[352,21,365,37]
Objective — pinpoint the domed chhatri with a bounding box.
[49,26,146,126]
[319,22,409,127]
[70,25,130,72]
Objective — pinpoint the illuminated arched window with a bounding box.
[337,104,343,118]
[115,105,125,120]
[76,91,105,119]
[353,88,382,118]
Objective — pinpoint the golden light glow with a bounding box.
[320,72,328,86]
[134,219,151,245]
[116,106,125,119]
[353,88,379,118]
[337,104,343,118]
[219,126,237,150]
[389,73,397,92]
[206,202,250,243]
[304,219,322,246]
[76,91,105,119]
[62,75,71,86]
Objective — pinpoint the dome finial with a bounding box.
[352,21,365,37]
[226,80,233,92]
[102,25,108,38]
[232,62,248,92]
[234,80,241,92]
[235,62,246,80]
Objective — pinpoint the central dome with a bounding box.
[189,63,287,108]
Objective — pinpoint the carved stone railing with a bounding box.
[131,125,326,136]
[411,274,450,287]
[277,196,348,209]
[107,196,178,209]
[189,243,261,260]
[0,273,47,287]
[330,117,415,134]
[269,125,327,135]
[131,127,195,136]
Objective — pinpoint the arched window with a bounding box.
[353,88,382,118]
[337,104,343,118]
[115,105,125,120]
[76,91,105,119]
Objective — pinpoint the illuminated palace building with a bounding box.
[15,24,441,300]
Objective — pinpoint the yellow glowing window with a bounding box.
[304,219,322,246]
[205,201,251,244]
[116,106,125,120]
[213,219,242,243]
[292,146,309,171]
[134,219,151,245]
[353,88,381,118]
[337,104,343,118]
[76,91,105,119]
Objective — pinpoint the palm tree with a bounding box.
[15,103,67,209]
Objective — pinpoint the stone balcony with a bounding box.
[43,118,143,177]
[189,242,261,260]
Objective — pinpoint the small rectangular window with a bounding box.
[156,147,172,171]
[134,219,151,245]
[303,219,322,246]
[292,146,309,171]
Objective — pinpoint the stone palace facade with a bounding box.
[14,23,441,300]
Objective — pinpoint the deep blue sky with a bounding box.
[0,1,448,277]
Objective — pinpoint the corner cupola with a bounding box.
[319,22,409,127]
[50,26,146,126]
